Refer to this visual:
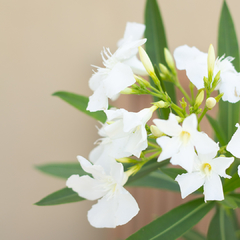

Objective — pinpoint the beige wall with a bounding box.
[1,0,240,239]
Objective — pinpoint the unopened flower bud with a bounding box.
[155,100,169,108]
[164,48,176,74]
[211,70,221,90]
[208,44,215,80]
[120,88,134,94]
[206,97,216,109]
[180,97,187,109]
[194,90,204,109]
[175,116,182,123]
[159,63,170,77]
[116,157,137,164]
[150,125,164,137]
[215,93,224,102]
[150,104,158,110]
[138,46,155,76]
[135,75,151,88]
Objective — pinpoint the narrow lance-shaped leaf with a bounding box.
[182,229,206,240]
[127,198,214,240]
[35,187,83,206]
[53,91,107,123]
[145,0,176,119]
[207,206,237,240]
[218,1,240,142]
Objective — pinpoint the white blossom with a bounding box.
[175,151,234,202]
[66,156,139,228]
[153,113,219,172]
[227,123,240,157]
[174,45,239,103]
[87,22,147,112]
[103,106,156,158]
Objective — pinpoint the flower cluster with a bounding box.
[66,22,240,228]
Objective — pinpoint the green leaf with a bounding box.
[207,206,237,240]
[145,0,176,119]
[160,167,187,179]
[228,193,240,208]
[218,1,240,142]
[127,169,180,192]
[127,198,214,240]
[35,163,87,179]
[53,91,106,123]
[223,172,240,193]
[35,187,84,206]
[182,229,206,240]
[206,114,227,146]
[220,195,238,209]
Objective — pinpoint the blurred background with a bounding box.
[1,0,240,239]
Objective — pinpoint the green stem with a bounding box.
[143,148,160,154]
[148,141,160,149]
[171,103,185,118]
[198,107,208,127]
[144,150,162,161]
[176,83,193,105]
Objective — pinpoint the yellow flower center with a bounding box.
[201,163,212,176]
[180,131,191,145]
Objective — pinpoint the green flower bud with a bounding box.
[194,90,204,109]
[138,46,155,76]
[164,48,176,74]
[150,125,164,138]
[207,44,215,81]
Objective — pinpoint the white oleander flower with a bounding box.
[66,156,139,228]
[104,106,157,158]
[87,22,147,112]
[153,113,219,172]
[227,123,240,157]
[174,45,239,103]
[175,151,234,202]
[89,122,132,166]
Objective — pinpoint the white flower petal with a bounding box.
[193,132,219,154]
[87,84,108,112]
[157,136,181,161]
[122,55,147,75]
[173,45,207,70]
[182,114,197,133]
[66,175,106,200]
[87,195,118,228]
[104,62,135,99]
[114,188,139,226]
[109,160,126,185]
[77,156,105,179]
[125,125,148,157]
[227,123,240,158]
[220,72,240,103]
[174,45,207,89]
[153,113,182,137]
[185,62,206,89]
[175,172,205,199]
[118,22,145,47]
[170,144,196,172]
[204,173,224,201]
[89,72,103,91]
[211,156,234,178]
[87,189,139,228]
[238,165,240,177]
